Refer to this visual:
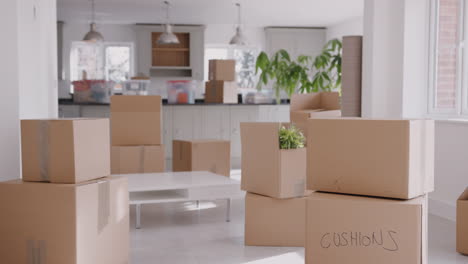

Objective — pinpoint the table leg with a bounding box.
[226,198,231,222]
[136,204,142,229]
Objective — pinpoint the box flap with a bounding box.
[110,95,162,112]
[290,93,322,112]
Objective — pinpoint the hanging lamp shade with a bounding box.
[229,3,247,45]
[157,24,180,45]
[83,23,104,42]
[157,1,180,45]
[83,0,104,42]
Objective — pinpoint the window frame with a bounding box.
[428,0,467,117]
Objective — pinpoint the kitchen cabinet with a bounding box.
[172,106,204,140]
[162,106,173,159]
[265,27,326,60]
[229,106,260,160]
[135,25,205,80]
[202,106,230,140]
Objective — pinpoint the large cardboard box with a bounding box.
[307,119,435,199]
[0,177,129,264]
[21,118,110,184]
[241,122,306,198]
[290,92,341,133]
[306,192,428,264]
[111,145,165,174]
[173,139,231,177]
[245,192,310,247]
[209,59,236,81]
[205,80,238,104]
[457,188,468,254]
[111,95,162,146]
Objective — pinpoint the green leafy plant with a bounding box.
[279,125,305,149]
[255,39,342,103]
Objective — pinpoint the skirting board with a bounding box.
[429,198,456,222]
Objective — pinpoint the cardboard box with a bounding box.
[209,59,236,81]
[205,80,238,104]
[245,192,310,247]
[21,118,110,184]
[111,145,165,174]
[307,119,435,199]
[457,188,468,254]
[241,122,306,198]
[173,139,231,177]
[111,95,162,146]
[290,92,341,133]
[306,192,428,264]
[0,177,129,264]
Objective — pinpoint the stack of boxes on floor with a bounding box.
[110,95,166,174]
[241,122,309,247]
[205,59,238,104]
[0,119,129,263]
[305,118,434,263]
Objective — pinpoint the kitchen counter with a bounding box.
[58,99,290,106]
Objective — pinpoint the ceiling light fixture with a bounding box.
[157,1,180,45]
[229,3,248,46]
[83,0,104,42]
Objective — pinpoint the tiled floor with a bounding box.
[130,197,468,264]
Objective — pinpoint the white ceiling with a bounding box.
[57,0,364,27]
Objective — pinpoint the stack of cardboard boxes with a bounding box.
[305,118,434,264]
[110,95,166,174]
[0,118,129,263]
[241,122,309,247]
[205,60,238,104]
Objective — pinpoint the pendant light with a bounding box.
[83,0,104,42]
[229,3,248,46]
[157,1,180,45]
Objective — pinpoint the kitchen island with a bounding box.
[59,100,290,168]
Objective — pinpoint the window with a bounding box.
[204,45,259,89]
[70,41,133,92]
[429,0,465,115]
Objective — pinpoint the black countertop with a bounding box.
[59,98,290,106]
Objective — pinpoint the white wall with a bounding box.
[18,0,58,118]
[0,0,57,181]
[326,17,363,41]
[0,0,20,181]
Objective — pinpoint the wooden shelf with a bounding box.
[153,48,189,52]
[152,32,190,67]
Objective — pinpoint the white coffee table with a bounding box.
[124,171,244,229]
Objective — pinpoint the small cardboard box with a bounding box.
[173,139,231,177]
[0,176,129,264]
[241,122,306,198]
[205,80,238,104]
[21,118,110,184]
[245,192,310,247]
[111,95,162,146]
[209,59,236,81]
[307,118,435,199]
[111,145,165,174]
[290,92,341,133]
[306,192,428,264]
[457,188,468,254]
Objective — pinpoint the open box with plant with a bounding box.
[240,122,306,199]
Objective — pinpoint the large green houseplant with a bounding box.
[255,39,342,103]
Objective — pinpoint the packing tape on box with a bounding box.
[27,240,46,264]
[139,146,145,173]
[98,180,111,233]
[38,121,50,182]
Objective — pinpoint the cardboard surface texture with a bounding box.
[205,80,238,104]
[306,192,428,264]
[290,92,341,133]
[245,192,310,247]
[111,95,162,146]
[241,123,306,198]
[111,145,165,174]
[21,118,110,184]
[0,177,129,264]
[172,139,231,177]
[457,188,468,254]
[307,118,435,199]
[209,60,236,81]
